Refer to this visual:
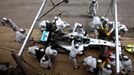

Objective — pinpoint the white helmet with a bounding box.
[109,22,113,25]
[100,16,105,21]
[42,57,46,62]
[75,23,83,28]
[54,16,58,19]
[54,16,58,20]
[97,59,102,63]
[75,44,79,48]
[39,20,47,27]
[78,24,83,28]
[123,55,128,60]
[92,0,96,2]
[3,17,8,21]
[19,28,25,33]
[107,64,111,68]
[35,47,39,51]
[40,49,44,52]
[110,55,115,59]
[105,18,109,22]
[124,28,128,32]
[46,20,49,23]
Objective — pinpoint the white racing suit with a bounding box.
[83,56,97,72]
[107,21,128,39]
[16,31,26,43]
[88,0,98,17]
[45,46,58,58]
[109,59,125,71]
[101,67,112,75]
[55,18,70,32]
[121,59,132,72]
[69,40,80,69]
[28,46,39,58]
[118,23,128,35]
[90,16,102,39]
[72,23,86,37]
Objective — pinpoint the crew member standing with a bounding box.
[69,40,81,69]
[88,0,98,17]
[121,55,132,73]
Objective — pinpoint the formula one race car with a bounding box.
[52,32,115,55]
